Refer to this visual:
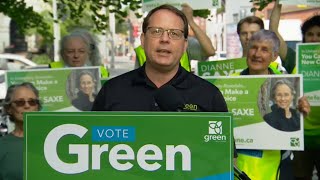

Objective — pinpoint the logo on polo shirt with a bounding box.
[183,104,198,111]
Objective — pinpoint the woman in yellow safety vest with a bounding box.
[49,30,109,78]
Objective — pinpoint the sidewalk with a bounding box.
[105,55,135,78]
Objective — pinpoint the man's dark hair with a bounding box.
[301,15,320,42]
[142,4,189,39]
[237,16,264,35]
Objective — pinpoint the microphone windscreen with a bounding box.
[154,85,185,111]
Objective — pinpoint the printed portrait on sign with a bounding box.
[258,77,301,132]
[66,68,100,111]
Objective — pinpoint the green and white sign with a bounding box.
[142,0,217,12]
[205,75,304,150]
[6,67,101,111]
[196,58,247,76]
[297,43,320,106]
[24,112,233,180]
[280,0,320,6]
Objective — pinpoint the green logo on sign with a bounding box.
[209,121,223,134]
[290,137,300,147]
[204,121,227,142]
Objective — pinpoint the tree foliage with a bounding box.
[0,0,272,42]
[0,0,142,41]
[0,0,53,40]
[250,0,274,12]
[51,0,142,34]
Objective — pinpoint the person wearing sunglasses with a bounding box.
[0,82,41,180]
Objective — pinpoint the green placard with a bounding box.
[197,58,247,76]
[297,43,320,106]
[205,75,304,150]
[6,67,101,111]
[24,112,233,180]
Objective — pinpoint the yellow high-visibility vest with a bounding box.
[134,46,191,72]
[49,61,109,78]
[269,61,282,74]
[292,66,297,74]
[233,66,282,180]
[237,150,281,180]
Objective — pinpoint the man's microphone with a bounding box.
[154,85,185,111]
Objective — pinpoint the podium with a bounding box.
[24,112,234,180]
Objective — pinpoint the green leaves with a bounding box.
[0,0,143,40]
[0,0,53,40]
[193,9,211,19]
[250,0,274,12]
[2,0,230,43]
[57,0,143,33]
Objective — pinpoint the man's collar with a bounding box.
[132,65,155,87]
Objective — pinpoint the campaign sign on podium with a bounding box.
[24,112,233,180]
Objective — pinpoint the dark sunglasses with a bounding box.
[12,99,40,107]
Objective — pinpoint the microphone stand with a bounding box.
[234,165,251,180]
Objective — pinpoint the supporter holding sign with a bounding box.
[232,30,310,180]
[49,30,109,78]
[197,0,292,77]
[0,82,41,179]
[293,14,320,180]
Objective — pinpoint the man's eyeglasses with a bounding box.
[147,27,185,40]
[12,99,40,107]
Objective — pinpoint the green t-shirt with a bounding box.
[283,46,296,74]
[0,134,23,180]
[304,106,320,148]
[285,47,320,148]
